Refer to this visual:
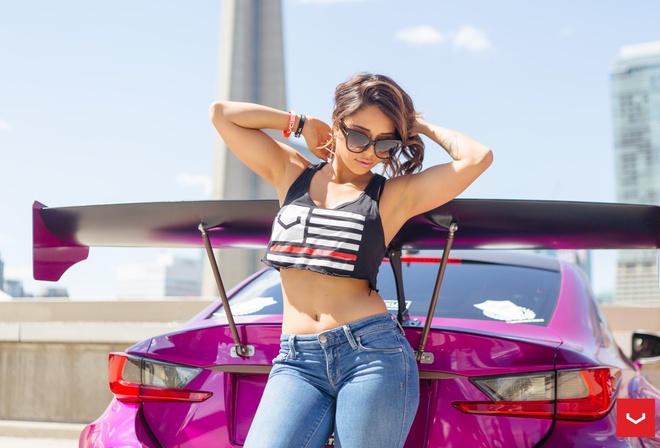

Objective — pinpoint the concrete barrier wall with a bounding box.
[0,300,657,424]
[0,341,127,423]
[0,300,212,424]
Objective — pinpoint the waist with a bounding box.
[280,269,388,333]
[280,313,402,348]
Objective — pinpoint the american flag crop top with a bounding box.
[263,162,387,291]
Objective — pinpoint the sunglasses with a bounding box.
[339,121,401,159]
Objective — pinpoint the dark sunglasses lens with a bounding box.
[374,140,399,158]
[346,129,371,152]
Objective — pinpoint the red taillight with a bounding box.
[453,400,554,418]
[453,367,619,421]
[108,353,212,403]
[555,368,618,420]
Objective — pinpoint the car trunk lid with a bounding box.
[136,320,561,447]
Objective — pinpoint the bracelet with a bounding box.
[282,111,296,138]
[294,114,306,138]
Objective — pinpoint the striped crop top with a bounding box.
[263,162,387,290]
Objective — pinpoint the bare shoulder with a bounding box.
[378,175,415,244]
[274,149,313,201]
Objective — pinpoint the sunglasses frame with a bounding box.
[339,120,402,160]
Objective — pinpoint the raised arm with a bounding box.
[209,101,331,192]
[381,117,493,240]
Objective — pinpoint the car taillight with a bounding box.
[453,367,620,421]
[108,353,212,403]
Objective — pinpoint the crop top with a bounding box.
[263,162,387,291]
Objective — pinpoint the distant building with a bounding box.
[4,279,26,298]
[117,254,202,299]
[204,0,287,296]
[35,286,69,298]
[611,41,660,303]
[0,253,4,292]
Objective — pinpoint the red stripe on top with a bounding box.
[270,244,357,262]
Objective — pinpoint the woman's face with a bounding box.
[335,105,398,174]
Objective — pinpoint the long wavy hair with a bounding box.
[331,73,424,178]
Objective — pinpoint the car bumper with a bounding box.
[79,399,161,448]
[539,408,643,448]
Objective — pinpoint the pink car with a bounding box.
[33,198,660,447]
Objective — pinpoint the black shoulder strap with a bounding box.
[365,173,387,204]
[282,162,326,205]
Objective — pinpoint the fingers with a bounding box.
[314,132,334,160]
[315,132,333,149]
[300,117,334,160]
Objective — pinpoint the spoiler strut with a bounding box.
[199,223,254,358]
[416,222,458,363]
[387,247,409,325]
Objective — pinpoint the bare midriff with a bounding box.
[279,268,388,335]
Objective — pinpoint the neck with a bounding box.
[326,158,373,185]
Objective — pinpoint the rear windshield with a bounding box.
[211,259,560,326]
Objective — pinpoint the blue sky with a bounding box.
[1,0,659,299]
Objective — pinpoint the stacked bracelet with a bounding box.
[282,111,296,138]
[282,111,306,138]
[294,114,306,138]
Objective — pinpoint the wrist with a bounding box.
[282,111,296,138]
[282,111,306,138]
[294,114,306,138]
[412,117,429,136]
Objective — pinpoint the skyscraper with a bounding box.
[611,41,660,303]
[0,252,4,292]
[203,0,286,296]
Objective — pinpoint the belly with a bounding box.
[279,269,388,334]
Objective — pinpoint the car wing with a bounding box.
[33,198,660,281]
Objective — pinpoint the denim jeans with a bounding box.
[244,313,419,448]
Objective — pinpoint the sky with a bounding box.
[1,0,659,300]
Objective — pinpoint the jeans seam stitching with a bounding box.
[303,398,335,448]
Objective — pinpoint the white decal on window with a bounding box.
[473,300,544,324]
[383,300,412,311]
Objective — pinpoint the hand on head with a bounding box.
[301,116,334,161]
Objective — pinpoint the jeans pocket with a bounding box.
[356,329,403,353]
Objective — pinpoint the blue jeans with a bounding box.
[244,313,419,448]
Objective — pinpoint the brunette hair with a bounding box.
[331,73,424,177]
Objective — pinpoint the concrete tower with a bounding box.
[611,41,660,303]
[203,0,286,296]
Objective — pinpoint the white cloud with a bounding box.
[395,25,445,46]
[559,25,573,38]
[0,119,12,132]
[451,25,491,53]
[176,173,212,196]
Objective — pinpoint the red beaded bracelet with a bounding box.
[282,111,296,138]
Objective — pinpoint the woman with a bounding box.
[210,73,493,448]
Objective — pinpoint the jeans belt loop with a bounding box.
[391,313,405,334]
[342,325,358,350]
[287,334,297,360]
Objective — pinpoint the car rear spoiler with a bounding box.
[34,198,660,360]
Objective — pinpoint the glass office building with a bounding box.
[611,41,660,303]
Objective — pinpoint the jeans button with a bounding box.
[319,335,328,343]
